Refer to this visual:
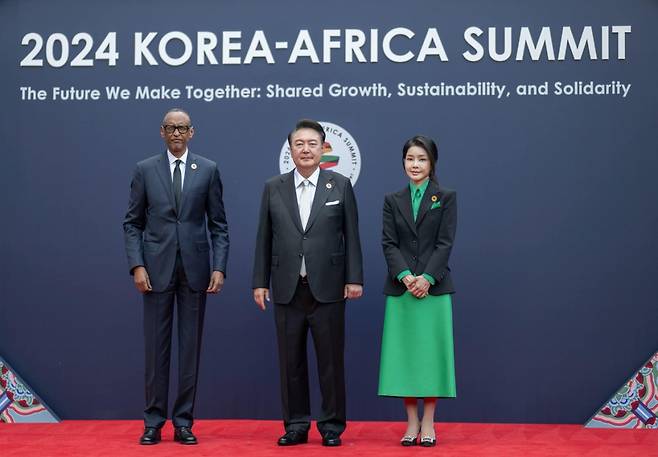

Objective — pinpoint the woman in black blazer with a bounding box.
[378,135,457,447]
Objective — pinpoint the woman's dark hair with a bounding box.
[402,135,438,179]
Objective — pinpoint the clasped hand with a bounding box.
[402,274,430,298]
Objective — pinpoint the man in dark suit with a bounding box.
[253,119,363,447]
[124,108,229,445]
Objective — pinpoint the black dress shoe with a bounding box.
[174,426,198,445]
[139,427,161,445]
[322,431,342,447]
[277,430,308,446]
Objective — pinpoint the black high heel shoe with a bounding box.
[400,429,419,446]
[419,433,437,447]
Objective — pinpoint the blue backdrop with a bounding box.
[1,0,657,423]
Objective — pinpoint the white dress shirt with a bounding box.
[167,149,189,187]
[294,167,319,276]
[294,167,319,214]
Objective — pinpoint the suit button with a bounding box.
[412,255,417,260]
[299,253,303,258]
[303,236,308,240]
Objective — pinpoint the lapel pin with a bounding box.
[326,182,332,189]
[431,195,438,202]
[191,163,197,170]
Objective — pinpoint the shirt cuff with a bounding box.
[422,273,436,285]
[397,269,412,282]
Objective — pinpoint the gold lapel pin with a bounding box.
[191,163,197,170]
[431,195,438,202]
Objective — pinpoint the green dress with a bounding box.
[378,180,456,398]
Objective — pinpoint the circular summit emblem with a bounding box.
[279,121,361,186]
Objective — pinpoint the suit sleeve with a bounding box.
[123,164,146,274]
[423,190,457,282]
[342,180,363,285]
[252,182,273,289]
[207,165,230,275]
[382,195,410,280]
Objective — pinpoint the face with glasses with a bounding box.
[160,111,194,157]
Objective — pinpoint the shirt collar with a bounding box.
[294,167,320,188]
[410,178,430,194]
[167,149,189,165]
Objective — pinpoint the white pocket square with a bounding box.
[325,200,340,206]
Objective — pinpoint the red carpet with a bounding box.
[2,420,657,457]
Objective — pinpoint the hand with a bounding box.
[253,288,270,310]
[207,271,225,293]
[401,274,416,291]
[344,283,363,299]
[133,266,152,293]
[409,275,430,299]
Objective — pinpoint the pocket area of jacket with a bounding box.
[330,253,345,265]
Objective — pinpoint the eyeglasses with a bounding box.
[162,124,191,134]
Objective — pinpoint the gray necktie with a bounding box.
[299,180,312,276]
[299,180,312,229]
[173,159,182,212]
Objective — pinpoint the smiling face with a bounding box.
[290,127,323,177]
[160,111,194,157]
[404,145,432,185]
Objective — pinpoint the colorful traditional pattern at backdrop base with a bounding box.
[0,357,59,423]
[586,351,658,429]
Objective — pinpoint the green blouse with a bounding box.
[396,179,436,285]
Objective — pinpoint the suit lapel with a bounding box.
[415,180,440,227]
[155,152,176,212]
[179,152,199,213]
[304,170,333,232]
[394,186,417,235]
[277,171,304,233]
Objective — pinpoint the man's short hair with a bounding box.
[288,119,326,145]
[162,108,192,125]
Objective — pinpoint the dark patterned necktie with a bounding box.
[173,159,182,212]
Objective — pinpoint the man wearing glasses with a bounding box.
[124,108,229,445]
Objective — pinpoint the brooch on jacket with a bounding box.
[430,194,441,210]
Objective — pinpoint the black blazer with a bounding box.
[252,169,363,304]
[382,180,456,296]
[123,152,229,292]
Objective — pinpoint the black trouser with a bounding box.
[274,277,346,435]
[143,253,206,429]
